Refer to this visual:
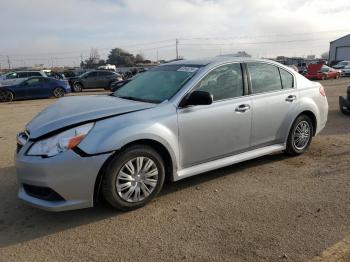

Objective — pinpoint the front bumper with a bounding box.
[339,96,350,115]
[15,142,111,211]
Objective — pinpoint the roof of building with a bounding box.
[330,34,350,43]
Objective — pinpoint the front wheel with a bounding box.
[285,115,314,156]
[0,90,14,102]
[321,74,327,80]
[73,82,83,92]
[102,145,165,211]
[53,87,65,98]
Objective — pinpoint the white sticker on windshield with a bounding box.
[177,67,199,73]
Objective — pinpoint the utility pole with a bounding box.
[6,56,11,69]
[51,56,54,68]
[80,54,83,67]
[176,38,179,60]
[156,49,159,62]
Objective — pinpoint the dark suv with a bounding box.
[70,70,122,92]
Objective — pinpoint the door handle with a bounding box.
[285,95,297,102]
[235,104,250,113]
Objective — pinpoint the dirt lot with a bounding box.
[0,81,349,262]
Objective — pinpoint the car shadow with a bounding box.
[319,109,350,136]
[0,153,289,248]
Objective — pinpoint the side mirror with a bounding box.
[180,90,213,107]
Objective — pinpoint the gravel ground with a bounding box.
[0,81,349,262]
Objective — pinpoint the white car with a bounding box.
[341,66,350,77]
[0,71,47,87]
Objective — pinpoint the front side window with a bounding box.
[98,71,113,76]
[279,68,294,89]
[28,72,42,77]
[17,72,28,78]
[194,63,243,101]
[25,78,40,85]
[85,72,98,78]
[113,65,200,103]
[248,63,282,94]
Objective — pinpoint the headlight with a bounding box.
[27,123,94,157]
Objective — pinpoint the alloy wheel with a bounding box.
[0,90,13,102]
[53,88,64,98]
[116,157,159,203]
[293,120,311,150]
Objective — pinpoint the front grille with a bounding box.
[23,184,65,201]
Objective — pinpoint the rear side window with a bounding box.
[248,63,282,94]
[28,72,42,77]
[194,63,244,101]
[279,68,294,89]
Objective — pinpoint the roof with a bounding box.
[163,57,273,67]
[330,34,350,43]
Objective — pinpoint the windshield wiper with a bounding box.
[115,95,159,104]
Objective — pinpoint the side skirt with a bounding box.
[174,144,286,181]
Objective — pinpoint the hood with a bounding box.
[307,64,323,74]
[26,95,156,139]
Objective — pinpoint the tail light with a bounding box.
[319,85,326,97]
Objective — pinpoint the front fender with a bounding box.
[78,104,179,171]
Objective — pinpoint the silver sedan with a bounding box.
[15,57,328,211]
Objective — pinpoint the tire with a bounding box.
[102,145,165,211]
[285,114,314,156]
[0,90,14,102]
[53,87,65,98]
[336,73,340,79]
[321,74,327,80]
[73,82,83,92]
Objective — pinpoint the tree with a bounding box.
[107,48,135,66]
[135,54,145,64]
[321,51,329,60]
[80,48,104,69]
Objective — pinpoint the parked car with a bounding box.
[304,64,341,80]
[333,61,350,69]
[110,73,143,92]
[15,58,328,211]
[44,71,67,80]
[0,76,70,102]
[340,66,350,77]
[0,70,48,87]
[69,70,123,92]
[339,85,350,115]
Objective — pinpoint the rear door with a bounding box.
[97,71,114,88]
[246,62,298,147]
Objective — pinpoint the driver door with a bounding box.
[177,63,252,168]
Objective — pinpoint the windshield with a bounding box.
[113,65,201,103]
[320,67,329,72]
[338,61,348,66]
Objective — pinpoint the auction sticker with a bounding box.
[177,67,199,73]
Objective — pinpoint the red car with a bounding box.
[304,64,341,80]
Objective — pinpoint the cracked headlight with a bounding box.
[27,123,94,157]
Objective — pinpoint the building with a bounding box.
[329,34,350,65]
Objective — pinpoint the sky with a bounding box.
[0,0,350,67]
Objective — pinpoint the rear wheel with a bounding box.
[0,90,14,102]
[321,74,327,80]
[285,115,314,156]
[73,82,83,92]
[102,145,165,211]
[53,87,65,98]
